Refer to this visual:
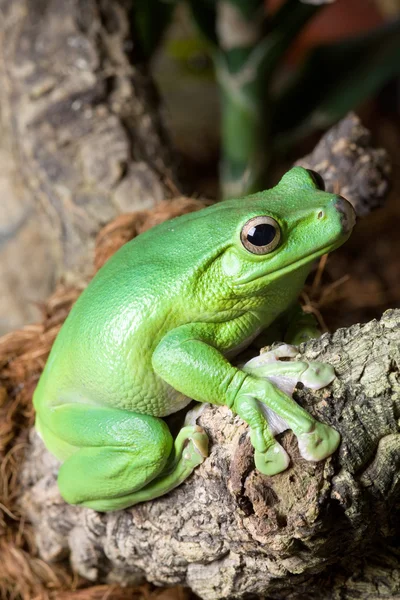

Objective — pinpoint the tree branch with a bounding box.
[20,310,400,599]
[296,112,391,216]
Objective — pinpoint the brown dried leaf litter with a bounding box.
[0,198,204,600]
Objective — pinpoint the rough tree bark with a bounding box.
[0,0,177,333]
[295,113,391,216]
[21,310,400,599]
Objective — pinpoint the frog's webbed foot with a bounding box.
[122,424,208,509]
[254,443,290,476]
[240,344,339,466]
[297,422,340,462]
[243,344,335,395]
[235,395,290,476]
[38,403,209,512]
[81,424,208,511]
[171,424,209,468]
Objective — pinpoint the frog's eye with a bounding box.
[306,169,326,191]
[241,216,281,255]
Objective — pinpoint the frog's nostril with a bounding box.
[317,211,324,219]
[335,196,356,234]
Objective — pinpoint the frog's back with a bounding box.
[33,198,267,416]
[34,228,199,416]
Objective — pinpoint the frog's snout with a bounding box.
[334,196,356,234]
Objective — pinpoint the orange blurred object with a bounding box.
[267,0,384,63]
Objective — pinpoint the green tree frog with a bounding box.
[34,167,355,512]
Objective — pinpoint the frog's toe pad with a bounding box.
[249,344,298,367]
[299,362,335,390]
[254,442,290,476]
[183,427,209,465]
[297,422,340,462]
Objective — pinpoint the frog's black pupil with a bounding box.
[307,169,325,191]
[247,223,276,247]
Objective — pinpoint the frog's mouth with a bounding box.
[276,242,344,278]
[236,239,346,287]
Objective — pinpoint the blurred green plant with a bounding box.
[132,0,400,198]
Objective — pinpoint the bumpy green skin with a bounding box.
[33,167,354,512]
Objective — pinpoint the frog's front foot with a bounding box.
[297,421,340,462]
[240,344,340,472]
[254,442,290,476]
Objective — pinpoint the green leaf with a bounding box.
[271,17,400,144]
[132,0,178,60]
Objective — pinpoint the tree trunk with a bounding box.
[0,0,177,333]
[20,310,400,600]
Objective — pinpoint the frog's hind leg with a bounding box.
[91,424,209,512]
[39,403,207,512]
